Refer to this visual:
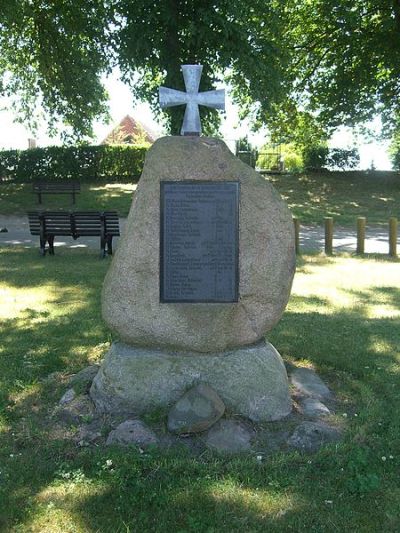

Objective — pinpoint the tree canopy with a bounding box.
[1,1,400,139]
[0,0,288,138]
[0,0,111,138]
[116,0,289,134]
[282,0,400,134]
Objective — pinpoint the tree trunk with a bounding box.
[163,0,184,135]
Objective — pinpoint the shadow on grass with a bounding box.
[1,248,400,531]
[269,172,400,225]
[0,247,110,410]
[271,292,400,376]
[3,442,397,532]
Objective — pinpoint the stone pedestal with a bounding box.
[90,340,291,422]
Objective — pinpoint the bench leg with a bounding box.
[38,192,42,204]
[106,236,113,255]
[72,192,76,204]
[39,237,46,256]
[48,235,55,255]
[100,236,106,258]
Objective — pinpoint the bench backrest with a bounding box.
[32,181,81,192]
[27,211,120,237]
[28,211,72,236]
[73,211,120,236]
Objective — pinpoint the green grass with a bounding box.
[1,247,399,531]
[0,182,136,217]
[1,170,399,225]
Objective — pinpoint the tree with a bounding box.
[4,1,400,142]
[116,0,291,135]
[0,0,111,139]
[266,107,329,152]
[282,0,400,134]
[0,0,289,138]
[389,131,400,170]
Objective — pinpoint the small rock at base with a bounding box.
[168,383,225,434]
[106,420,158,447]
[301,398,331,418]
[69,365,100,390]
[287,421,341,453]
[59,388,76,405]
[78,419,104,445]
[56,394,95,425]
[205,420,253,453]
[290,367,332,400]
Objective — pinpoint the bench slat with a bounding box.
[33,182,80,191]
[32,182,80,205]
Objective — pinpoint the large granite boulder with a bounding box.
[102,136,295,353]
[90,339,292,422]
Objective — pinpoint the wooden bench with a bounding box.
[32,181,81,204]
[27,211,120,257]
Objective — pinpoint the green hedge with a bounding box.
[0,144,149,183]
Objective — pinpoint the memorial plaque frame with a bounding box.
[160,180,240,303]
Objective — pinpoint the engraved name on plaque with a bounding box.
[160,181,239,303]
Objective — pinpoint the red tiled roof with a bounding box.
[102,115,157,145]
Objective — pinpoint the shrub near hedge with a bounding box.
[0,144,149,183]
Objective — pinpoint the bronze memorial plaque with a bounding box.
[160,181,239,303]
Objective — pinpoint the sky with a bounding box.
[0,71,392,170]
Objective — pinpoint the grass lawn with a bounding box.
[0,182,137,217]
[0,248,399,531]
[1,171,399,225]
[268,171,400,226]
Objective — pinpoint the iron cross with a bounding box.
[159,64,225,136]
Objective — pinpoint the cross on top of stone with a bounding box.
[159,64,225,136]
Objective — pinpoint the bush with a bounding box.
[303,145,360,171]
[302,144,329,170]
[256,150,278,170]
[256,142,360,173]
[283,150,303,172]
[0,144,149,183]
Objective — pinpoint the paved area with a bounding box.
[0,215,398,255]
[299,224,399,255]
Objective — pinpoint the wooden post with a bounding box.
[324,217,333,255]
[293,217,300,255]
[356,217,366,254]
[389,217,398,257]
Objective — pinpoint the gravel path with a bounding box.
[0,215,398,255]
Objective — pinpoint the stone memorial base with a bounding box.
[90,340,292,422]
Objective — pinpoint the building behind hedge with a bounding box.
[102,115,158,146]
